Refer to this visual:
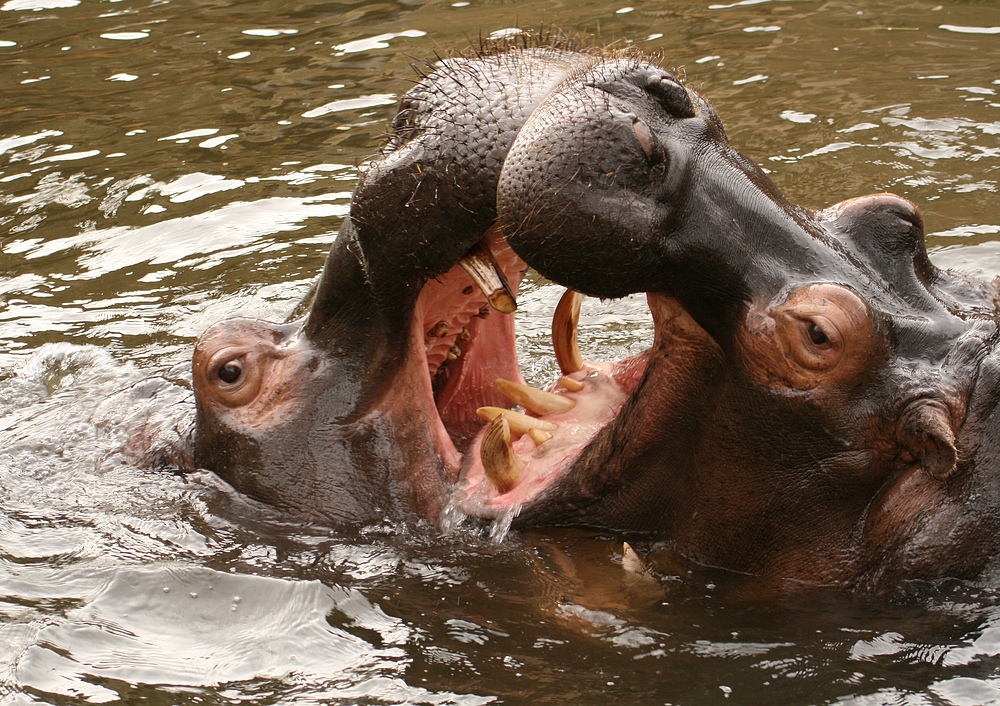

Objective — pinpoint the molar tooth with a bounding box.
[476,406,558,436]
[528,428,553,445]
[457,327,471,343]
[480,414,523,494]
[494,377,575,415]
[458,242,517,314]
[447,345,461,361]
[558,376,584,392]
[553,289,584,375]
[477,304,491,319]
[428,321,449,338]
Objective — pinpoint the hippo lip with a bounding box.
[415,228,684,523]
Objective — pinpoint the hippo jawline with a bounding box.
[414,226,706,523]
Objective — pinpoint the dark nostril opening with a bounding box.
[644,73,696,119]
[219,363,242,384]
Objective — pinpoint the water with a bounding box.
[1,0,999,703]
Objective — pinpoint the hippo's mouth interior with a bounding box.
[415,226,667,519]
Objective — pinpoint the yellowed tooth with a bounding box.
[428,320,449,338]
[622,542,646,575]
[558,375,584,392]
[553,288,584,375]
[476,406,558,436]
[459,243,517,314]
[481,414,522,494]
[528,428,553,445]
[494,378,576,415]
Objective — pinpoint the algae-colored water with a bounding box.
[2,1,999,703]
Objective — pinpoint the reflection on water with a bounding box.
[1,0,999,703]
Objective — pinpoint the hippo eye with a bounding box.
[747,284,881,391]
[218,362,242,384]
[201,349,265,408]
[807,322,831,348]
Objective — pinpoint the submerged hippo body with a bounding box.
[193,43,1000,593]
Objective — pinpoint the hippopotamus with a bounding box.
[192,46,588,525]
[192,43,1000,593]
[453,49,1000,593]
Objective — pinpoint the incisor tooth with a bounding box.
[494,378,576,415]
[622,542,645,574]
[528,428,553,445]
[476,407,558,436]
[558,376,584,392]
[458,242,517,314]
[481,414,522,494]
[553,288,584,375]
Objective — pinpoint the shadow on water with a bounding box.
[1,0,999,703]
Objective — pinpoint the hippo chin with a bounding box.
[193,43,1000,593]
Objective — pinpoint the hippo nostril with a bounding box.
[644,73,696,119]
[632,119,655,160]
[219,363,242,384]
[631,117,667,169]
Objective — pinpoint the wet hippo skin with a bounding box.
[473,49,1000,594]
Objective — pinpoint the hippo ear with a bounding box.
[897,403,958,481]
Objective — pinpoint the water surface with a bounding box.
[2,0,999,703]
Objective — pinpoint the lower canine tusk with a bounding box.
[481,414,523,494]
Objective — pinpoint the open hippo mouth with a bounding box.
[420,225,694,522]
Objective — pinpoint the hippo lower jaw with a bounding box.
[417,234,714,523]
[410,232,625,514]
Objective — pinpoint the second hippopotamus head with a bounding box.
[457,48,1000,593]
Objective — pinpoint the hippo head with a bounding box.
[449,53,1000,592]
[191,46,589,526]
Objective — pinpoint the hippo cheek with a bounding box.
[191,318,343,515]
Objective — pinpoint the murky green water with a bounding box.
[1,0,999,703]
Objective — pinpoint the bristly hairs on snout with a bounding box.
[366,27,691,149]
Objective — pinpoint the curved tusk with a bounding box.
[553,288,584,375]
